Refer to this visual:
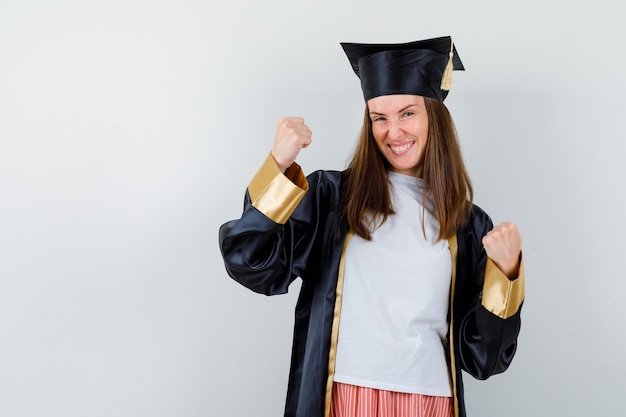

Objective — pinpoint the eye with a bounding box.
[371,116,386,123]
[403,111,414,117]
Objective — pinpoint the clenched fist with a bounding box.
[482,222,523,280]
[271,117,312,173]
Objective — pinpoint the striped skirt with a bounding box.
[330,382,453,417]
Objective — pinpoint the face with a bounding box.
[367,94,429,177]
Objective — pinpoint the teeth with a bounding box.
[390,142,413,153]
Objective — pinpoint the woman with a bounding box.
[219,36,524,417]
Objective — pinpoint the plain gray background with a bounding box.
[1,0,624,416]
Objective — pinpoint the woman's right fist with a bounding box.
[271,117,312,173]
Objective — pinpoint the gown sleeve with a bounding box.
[455,207,526,380]
[218,153,313,296]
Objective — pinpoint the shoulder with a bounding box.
[288,169,345,223]
[459,203,494,239]
[469,204,492,227]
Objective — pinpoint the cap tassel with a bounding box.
[440,40,454,91]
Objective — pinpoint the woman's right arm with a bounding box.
[219,117,314,294]
[218,152,309,295]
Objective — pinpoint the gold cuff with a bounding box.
[247,153,308,224]
[481,256,525,319]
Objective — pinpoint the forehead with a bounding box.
[367,94,425,113]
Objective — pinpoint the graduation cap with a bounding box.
[340,36,464,101]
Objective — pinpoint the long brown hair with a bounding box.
[341,96,473,241]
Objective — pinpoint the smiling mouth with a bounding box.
[389,141,415,154]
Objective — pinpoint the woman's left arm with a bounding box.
[456,218,525,380]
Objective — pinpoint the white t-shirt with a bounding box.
[333,171,452,396]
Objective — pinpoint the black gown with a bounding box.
[219,154,525,417]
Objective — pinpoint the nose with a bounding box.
[388,120,403,139]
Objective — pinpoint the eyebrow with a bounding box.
[369,104,416,116]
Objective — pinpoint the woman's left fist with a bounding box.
[482,222,523,279]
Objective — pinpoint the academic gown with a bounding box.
[218,154,525,417]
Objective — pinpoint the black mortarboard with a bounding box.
[340,36,464,101]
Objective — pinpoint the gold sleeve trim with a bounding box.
[447,235,460,417]
[481,256,525,319]
[247,153,309,224]
[324,232,353,417]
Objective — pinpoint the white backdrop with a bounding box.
[1,1,624,416]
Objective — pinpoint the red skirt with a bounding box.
[330,382,453,417]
